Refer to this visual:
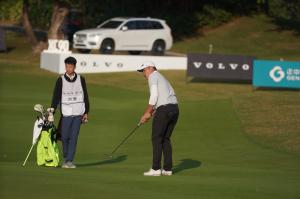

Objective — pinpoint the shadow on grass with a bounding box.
[173,159,201,174]
[0,47,16,53]
[76,155,127,167]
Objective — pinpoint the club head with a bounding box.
[34,104,44,114]
[47,108,54,113]
[104,153,114,159]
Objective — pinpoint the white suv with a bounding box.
[73,17,173,55]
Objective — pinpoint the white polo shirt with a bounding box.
[148,71,178,109]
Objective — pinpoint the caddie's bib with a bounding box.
[61,75,85,116]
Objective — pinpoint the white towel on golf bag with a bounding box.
[32,118,44,144]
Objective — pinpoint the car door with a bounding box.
[134,20,153,50]
[116,20,138,50]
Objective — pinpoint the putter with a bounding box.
[105,122,141,158]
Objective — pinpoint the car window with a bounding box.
[123,21,137,30]
[99,20,123,29]
[123,20,164,30]
[151,21,163,29]
[136,21,150,29]
[135,20,164,30]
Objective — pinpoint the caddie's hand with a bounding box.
[140,112,151,124]
[82,113,88,123]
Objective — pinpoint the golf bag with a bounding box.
[36,124,60,167]
[23,105,60,167]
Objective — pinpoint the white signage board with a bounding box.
[44,39,71,54]
[41,52,187,74]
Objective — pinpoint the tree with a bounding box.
[22,0,41,52]
[48,1,69,40]
[22,0,69,53]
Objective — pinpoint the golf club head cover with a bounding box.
[47,108,55,122]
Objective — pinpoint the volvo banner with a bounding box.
[187,54,255,81]
[253,60,300,89]
[41,51,187,74]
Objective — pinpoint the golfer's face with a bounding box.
[142,67,150,78]
[65,64,76,75]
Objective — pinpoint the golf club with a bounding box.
[23,104,55,166]
[22,143,35,166]
[105,122,141,158]
[22,104,44,166]
[34,104,44,114]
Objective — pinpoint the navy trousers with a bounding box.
[61,116,82,162]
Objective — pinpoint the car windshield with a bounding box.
[98,20,123,29]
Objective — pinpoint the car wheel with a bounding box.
[151,40,165,56]
[78,49,91,54]
[128,51,142,55]
[100,39,114,54]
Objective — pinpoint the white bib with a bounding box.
[61,75,85,116]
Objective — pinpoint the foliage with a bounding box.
[0,0,23,23]
[1,0,300,38]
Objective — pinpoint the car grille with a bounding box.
[76,34,87,39]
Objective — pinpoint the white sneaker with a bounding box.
[143,169,161,176]
[162,169,172,176]
[61,162,68,168]
[62,161,76,169]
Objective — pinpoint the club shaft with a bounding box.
[22,144,34,166]
[110,125,140,155]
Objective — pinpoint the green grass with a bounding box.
[172,15,300,61]
[1,70,300,199]
[1,15,300,199]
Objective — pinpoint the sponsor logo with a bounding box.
[269,66,285,82]
[45,39,71,53]
[193,62,250,71]
[79,61,124,68]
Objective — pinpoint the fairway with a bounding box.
[0,65,300,199]
[1,13,300,198]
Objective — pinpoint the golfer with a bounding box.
[51,56,89,169]
[138,61,179,176]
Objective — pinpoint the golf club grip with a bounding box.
[110,124,140,155]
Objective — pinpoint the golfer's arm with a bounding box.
[144,105,155,115]
[145,84,158,115]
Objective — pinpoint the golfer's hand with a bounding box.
[140,112,151,124]
[82,114,88,123]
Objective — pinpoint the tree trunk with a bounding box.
[264,0,269,15]
[22,1,69,53]
[22,0,38,48]
[48,3,69,40]
[22,0,47,53]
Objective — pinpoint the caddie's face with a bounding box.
[65,64,76,75]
